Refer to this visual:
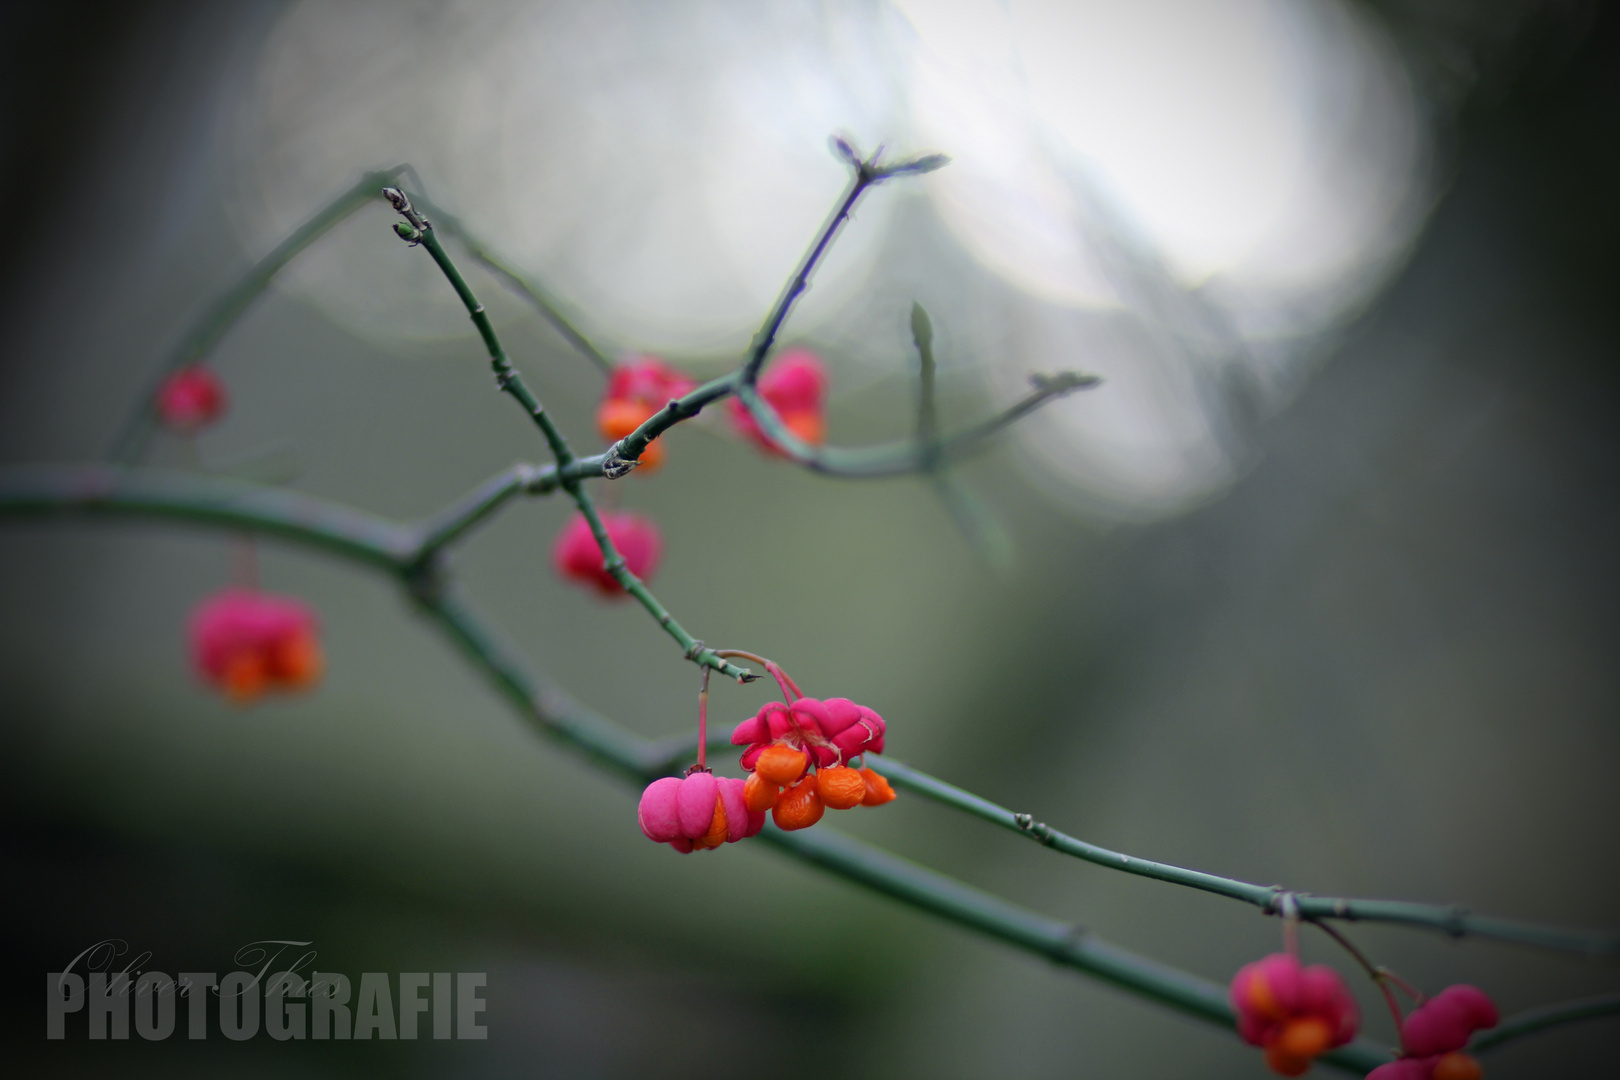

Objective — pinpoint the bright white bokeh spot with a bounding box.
[896,0,1427,515]
[226,0,1430,517]
[230,0,909,352]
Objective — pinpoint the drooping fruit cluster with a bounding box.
[727,348,828,455]
[732,697,894,831]
[155,365,228,432]
[596,356,693,473]
[1368,985,1499,1080]
[638,770,765,853]
[1231,953,1360,1076]
[552,511,662,596]
[189,588,323,703]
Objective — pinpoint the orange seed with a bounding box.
[1263,1044,1312,1078]
[744,770,780,813]
[859,767,897,806]
[1275,1017,1331,1061]
[1432,1053,1483,1080]
[771,776,825,831]
[223,652,269,702]
[692,793,729,850]
[755,744,809,786]
[816,766,866,810]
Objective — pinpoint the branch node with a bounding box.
[683,639,706,661]
[380,186,429,231]
[601,442,639,479]
[402,555,447,605]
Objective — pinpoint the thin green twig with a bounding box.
[865,756,1620,957]
[386,187,754,685]
[413,462,547,561]
[107,166,412,464]
[1469,992,1620,1052]
[409,191,615,374]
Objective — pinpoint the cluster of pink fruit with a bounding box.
[1230,952,1500,1078]
[635,685,896,855]
[553,351,829,597]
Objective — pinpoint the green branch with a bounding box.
[1470,992,1620,1053]
[408,191,615,375]
[413,462,547,560]
[11,464,1612,958]
[0,465,417,572]
[8,463,1620,1072]
[385,187,754,685]
[107,167,412,464]
[739,142,949,385]
[868,757,1620,957]
[728,372,1099,477]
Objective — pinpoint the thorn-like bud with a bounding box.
[830,133,863,166]
[910,302,933,350]
[381,186,411,213]
[1029,371,1102,394]
[601,444,639,479]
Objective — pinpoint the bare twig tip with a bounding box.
[830,134,862,166]
[1029,371,1102,394]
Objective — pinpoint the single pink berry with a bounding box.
[1230,953,1359,1076]
[1402,985,1499,1058]
[189,588,323,703]
[551,511,662,596]
[727,348,828,455]
[601,355,694,409]
[636,772,763,853]
[155,365,228,432]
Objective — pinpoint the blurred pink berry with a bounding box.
[1401,985,1498,1057]
[727,348,828,455]
[155,365,228,432]
[637,771,764,853]
[596,356,693,473]
[551,512,662,596]
[1231,953,1359,1076]
[189,588,323,703]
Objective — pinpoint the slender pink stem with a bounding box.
[714,649,800,703]
[697,666,710,769]
[1378,967,1426,1005]
[1311,919,1408,1047]
[764,660,803,701]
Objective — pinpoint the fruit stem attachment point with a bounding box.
[714,649,801,702]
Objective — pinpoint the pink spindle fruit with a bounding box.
[552,512,662,596]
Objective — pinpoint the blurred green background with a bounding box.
[2,1,1619,1077]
